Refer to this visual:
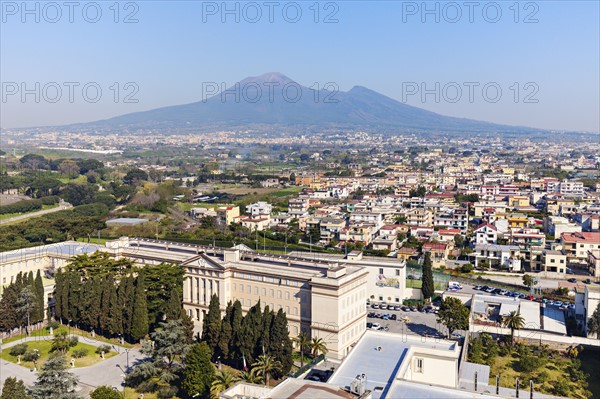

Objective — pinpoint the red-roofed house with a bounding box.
[422,242,450,267]
[474,223,498,245]
[561,232,600,263]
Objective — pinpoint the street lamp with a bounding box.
[125,348,130,372]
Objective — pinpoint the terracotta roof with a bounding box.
[561,232,600,243]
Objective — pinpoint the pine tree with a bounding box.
[1,377,31,399]
[130,274,149,342]
[30,354,80,399]
[165,287,182,321]
[202,294,222,354]
[107,284,123,337]
[181,342,215,399]
[34,270,45,323]
[421,252,435,301]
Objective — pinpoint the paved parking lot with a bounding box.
[366,307,464,338]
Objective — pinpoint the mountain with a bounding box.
[67,72,541,134]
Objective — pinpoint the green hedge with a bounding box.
[0,196,59,214]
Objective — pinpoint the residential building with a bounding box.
[216,206,240,226]
[434,207,468,233]
[561,232,600,263]
[473,244,522,271]
[473,223,498,245]
[246,201,272,218]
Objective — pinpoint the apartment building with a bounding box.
[216,206,240,226]
[473,223,498,245]
[473,244,522,271]
[434,207,468,233]
[246,201,272,218]
[561,232,600,263]
[319,217,346,244]
[406,208,433,227]
[559,180,585,196]
[288,198,310,217]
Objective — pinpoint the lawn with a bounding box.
[476,342,592,399]
[1,340,117,369]
[2,325,135,349]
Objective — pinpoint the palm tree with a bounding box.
[293,333,310,367]
[310,337,328,358]
[238,368,262,384]
[210,370,238,398]
[252,354,282,386]
[502,311,525,345]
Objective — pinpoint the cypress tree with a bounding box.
[119,275,135,340]
[27,271,35,291]
[107,284,123,337]
[202,294,222,354]
[34,270,45,323]
[218,302,233,360]
[130,274,149,342]
[421,252,435,301]
[165,287,182,321]
[82,277,102,331]
[238,301,262,366]
[0,284,19,332]
[230,300,243,364]
[68,271,82,325]
[60,270,71,322]
[99,276,113,334]
[54,269,63,322]
[269,309,293,377]
[258,306,273,358]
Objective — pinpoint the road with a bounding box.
[0,201,72,225]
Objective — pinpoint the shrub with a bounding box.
[46,320,60,330]
[9,343,28,357]
[136,379,157,393]
[69,336,79,347]
[22,349,40,362]
[95,344,112,355]
[460,264,474,273]
[72,348,89,358]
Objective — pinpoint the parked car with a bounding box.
[474,285,483,290]
[368,312,375,318]
[390,314,397,320]
[383,313,390,320]
[451,332,464,339]
[484,287,495,293]
[402,306,410,312]
[366,322,373,328]
[554,301,563,307]
[372,304,379,309]
[518,294,525,299]
[370,323,381,330]
[410,306,417,312]
[567,278,577,283]
[499,289,508,295]
[584,279,591,284]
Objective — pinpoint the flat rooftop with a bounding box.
[1,241,101,264]
[105,217,149,225]
[329,331,457,399]
[542,306,567,335]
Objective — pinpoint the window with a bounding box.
[285,292,290,300]
[396,269,400,276]
[278,290,282,299]
[262,288,266,296]
[233,283,236,291]
[379,268,384,274]
[270,289,274,298]
[415,358,424,373]
[379,296,383,301]
[239,284,244,293]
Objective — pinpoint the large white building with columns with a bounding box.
[107,238,370,360]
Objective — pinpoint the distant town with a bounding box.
[0,128,598,399]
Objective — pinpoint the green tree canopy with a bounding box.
[436,297,469,338]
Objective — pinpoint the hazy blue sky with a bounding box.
[1,1,598,132]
